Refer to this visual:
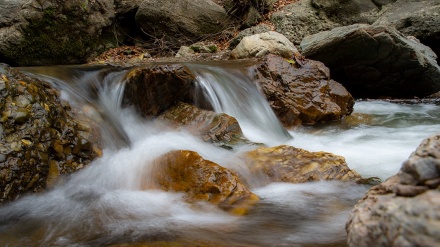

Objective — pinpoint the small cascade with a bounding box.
[186,63,292,145]
[20,66,131,150]
[3,63,439,247]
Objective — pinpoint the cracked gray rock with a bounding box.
[300,24,440,98]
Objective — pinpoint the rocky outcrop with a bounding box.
[159,102,251,148]
[346,133,440,247]
[135,0,230,47]
[123,65,195,116]
[375,0,440,62]
[0,65,102,203]
[148,150,259,214]
[270,0,341,45]
[310,0,381,25]
[250,54,354,127]
[0,0,116,66]
[301,24,440,98]
[243,145,362,183]
[230,31,299,59]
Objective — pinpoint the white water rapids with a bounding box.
[1,64,439,247]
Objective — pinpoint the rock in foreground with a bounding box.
[346,133,440,247]
[148,150,259,214]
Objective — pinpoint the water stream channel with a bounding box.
[1,62,440,247]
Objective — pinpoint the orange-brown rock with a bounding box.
[148,150,259,214]
[123,64,195,116]
[250,54,354,127]
[243,145,361,183]
[159,102,251,147]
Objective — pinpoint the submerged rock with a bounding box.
[250,54,354,127]
[159,102,251,148]
[0,65,102,203]
[301,24,440,98]
[243,145,362,183]
[346,133,440,247]
[148,150,259,214]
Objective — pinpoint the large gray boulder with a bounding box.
[0,0,116,66]
[270,0,392,45]
[375,0,440,61]
[346,133,440,247]
[230,31,299,59]
[135,0,231,47]
[300,24,440,98]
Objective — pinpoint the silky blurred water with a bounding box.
[288,101,440,180]
[1,65,439,247]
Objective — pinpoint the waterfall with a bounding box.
[21,66,131,150]
[186,63,292,145]
[21,63,292,148]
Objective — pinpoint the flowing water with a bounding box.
[1,63,440,247]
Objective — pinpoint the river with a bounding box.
[0,64,439,247]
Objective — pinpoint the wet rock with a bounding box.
[346,133,440,247]
[250,54,354,127]
[301,24,440,98]
[159,102,251,148]
[148,150,259,214]
[135,0,231,47]
[230,31,299,59]
[242,145,362,183]
[0,0,116,66]
[123,64,195,116]
[0,65,102,203]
